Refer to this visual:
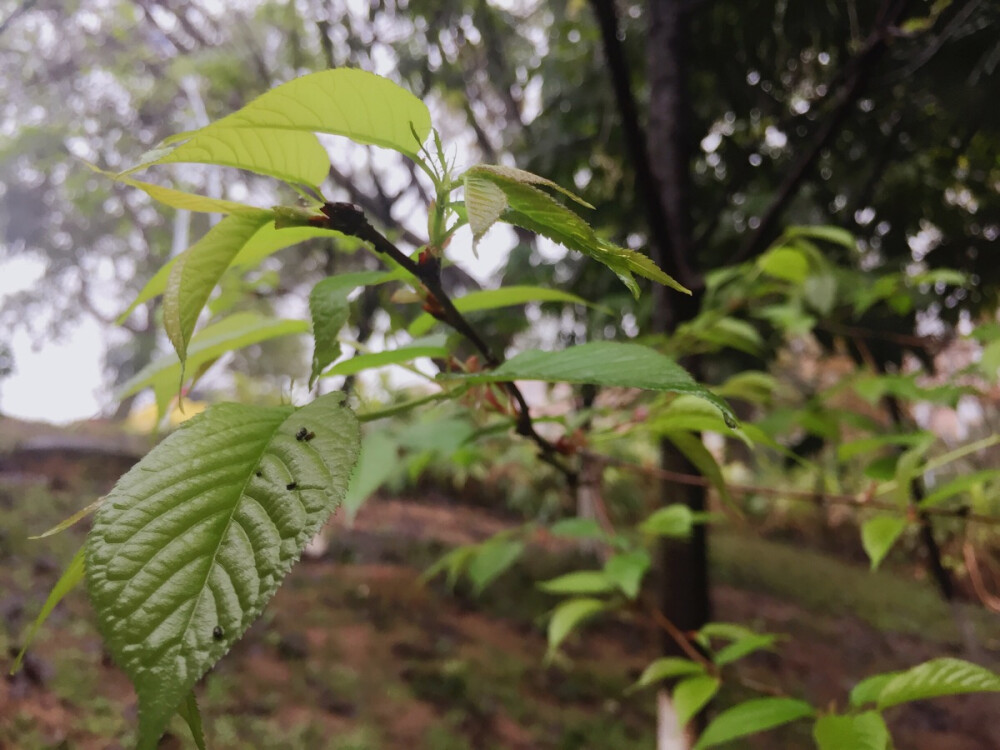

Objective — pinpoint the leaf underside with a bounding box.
[85,393,360,750]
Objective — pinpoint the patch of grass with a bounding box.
[712,531,996,646]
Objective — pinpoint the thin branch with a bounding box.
[733,0,913,264]
[310,202,576,480]
[582,451,1000,527]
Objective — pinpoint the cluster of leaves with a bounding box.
[11,68,1000,750]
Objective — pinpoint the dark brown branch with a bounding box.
[312,203,575,480]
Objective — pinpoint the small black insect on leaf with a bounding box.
[295,427,308,441]
[304,431,316,441]
[286,482,297,490]
[255,470,262,477]
[213,626,224,640]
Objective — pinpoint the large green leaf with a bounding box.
[694,698,814,748]
[85,393,360,750]
[123,70,432,185]
[124,128,331,187]
[408,286,601,337]
[115,313,309,419]
[342,431,399,518]
[448,342,736,425]
[876,658,1000,709]
[813,712,889,750]
[85,161,254,214]
[10,545,85,675]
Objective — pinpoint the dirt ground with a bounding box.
[2,487,1000,749]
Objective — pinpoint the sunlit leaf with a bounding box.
[468,538,525,594]
[674,675,721,725]
[547,597,608,654]
[538,571,616,596]
[860,516,906,570]
[628,658,706,692]
[321,335,450,378]
[85,393,360,750]
[342,431,399,518]
[309,278,351,387]
[602,550,651,599]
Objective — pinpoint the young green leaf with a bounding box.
[342,431,399,518]
[538,571,616,596]
[464,173,509,243]
[602,550,651,599]
[547,597,608,653]
[118,210,274,324]
[673,675,721,725]
[163,210,281,364]
[85,393,360,750]
[321,335,450,378]
[813,712,889,750]
[121,70,433,185]
[10,545,85,675]
[85,161,254,215]
[849,672,901,707]
[115,313,309,417]
[693,698,814,748]
[123,128,331,187]
[468,538,526,594]
[860,516,906,570]
[309,278,352,387]
[876,658,1000,709]
[629,657,706,692]
[448,342,736,425]
[713,633,778,667]
[29,496,106,540]
[464,164,594,208]
[548,518,609,542]
[176,690,207,750]
[640,504,695,538]
[408,286,602,337]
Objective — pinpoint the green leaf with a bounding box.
[449,342,736,425]
[674,675,721,725]
[123,70,432,185]
[115,313,309,415]
[321,335,450,378]
[466,171,685,296]
[464,164,594,208]
[124,128,331,187]
[29,496,106,540]
[714,371,779,404]
[602,550,651,599]
[758,246,810,283]
[408,286,602,337]
[163,211,282,363]
[694,698,814,748]
[629,658,706,692]
[464,173,509,244]
[921,470,1000,509]
[85,161,253,214]
[467,538,525,594]
[85,393,360,750]
[876,658,1000,709]
[813,712,889,750]
[118,211,275,324]
[10,545,85,675]
[309,278,351,387]
[548,518,609,541]
[547,597,608,653]
[342,432,399,518]
[176,690,207,750]
[860,516,906,570]
[640,504,694,538]
[713,634,778,667]
[804,273,838,316]
[538,571,616,596]
[230,223,361,270]
[849,673,901,707]
[664,431,733,506]
[784,225,855,249]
